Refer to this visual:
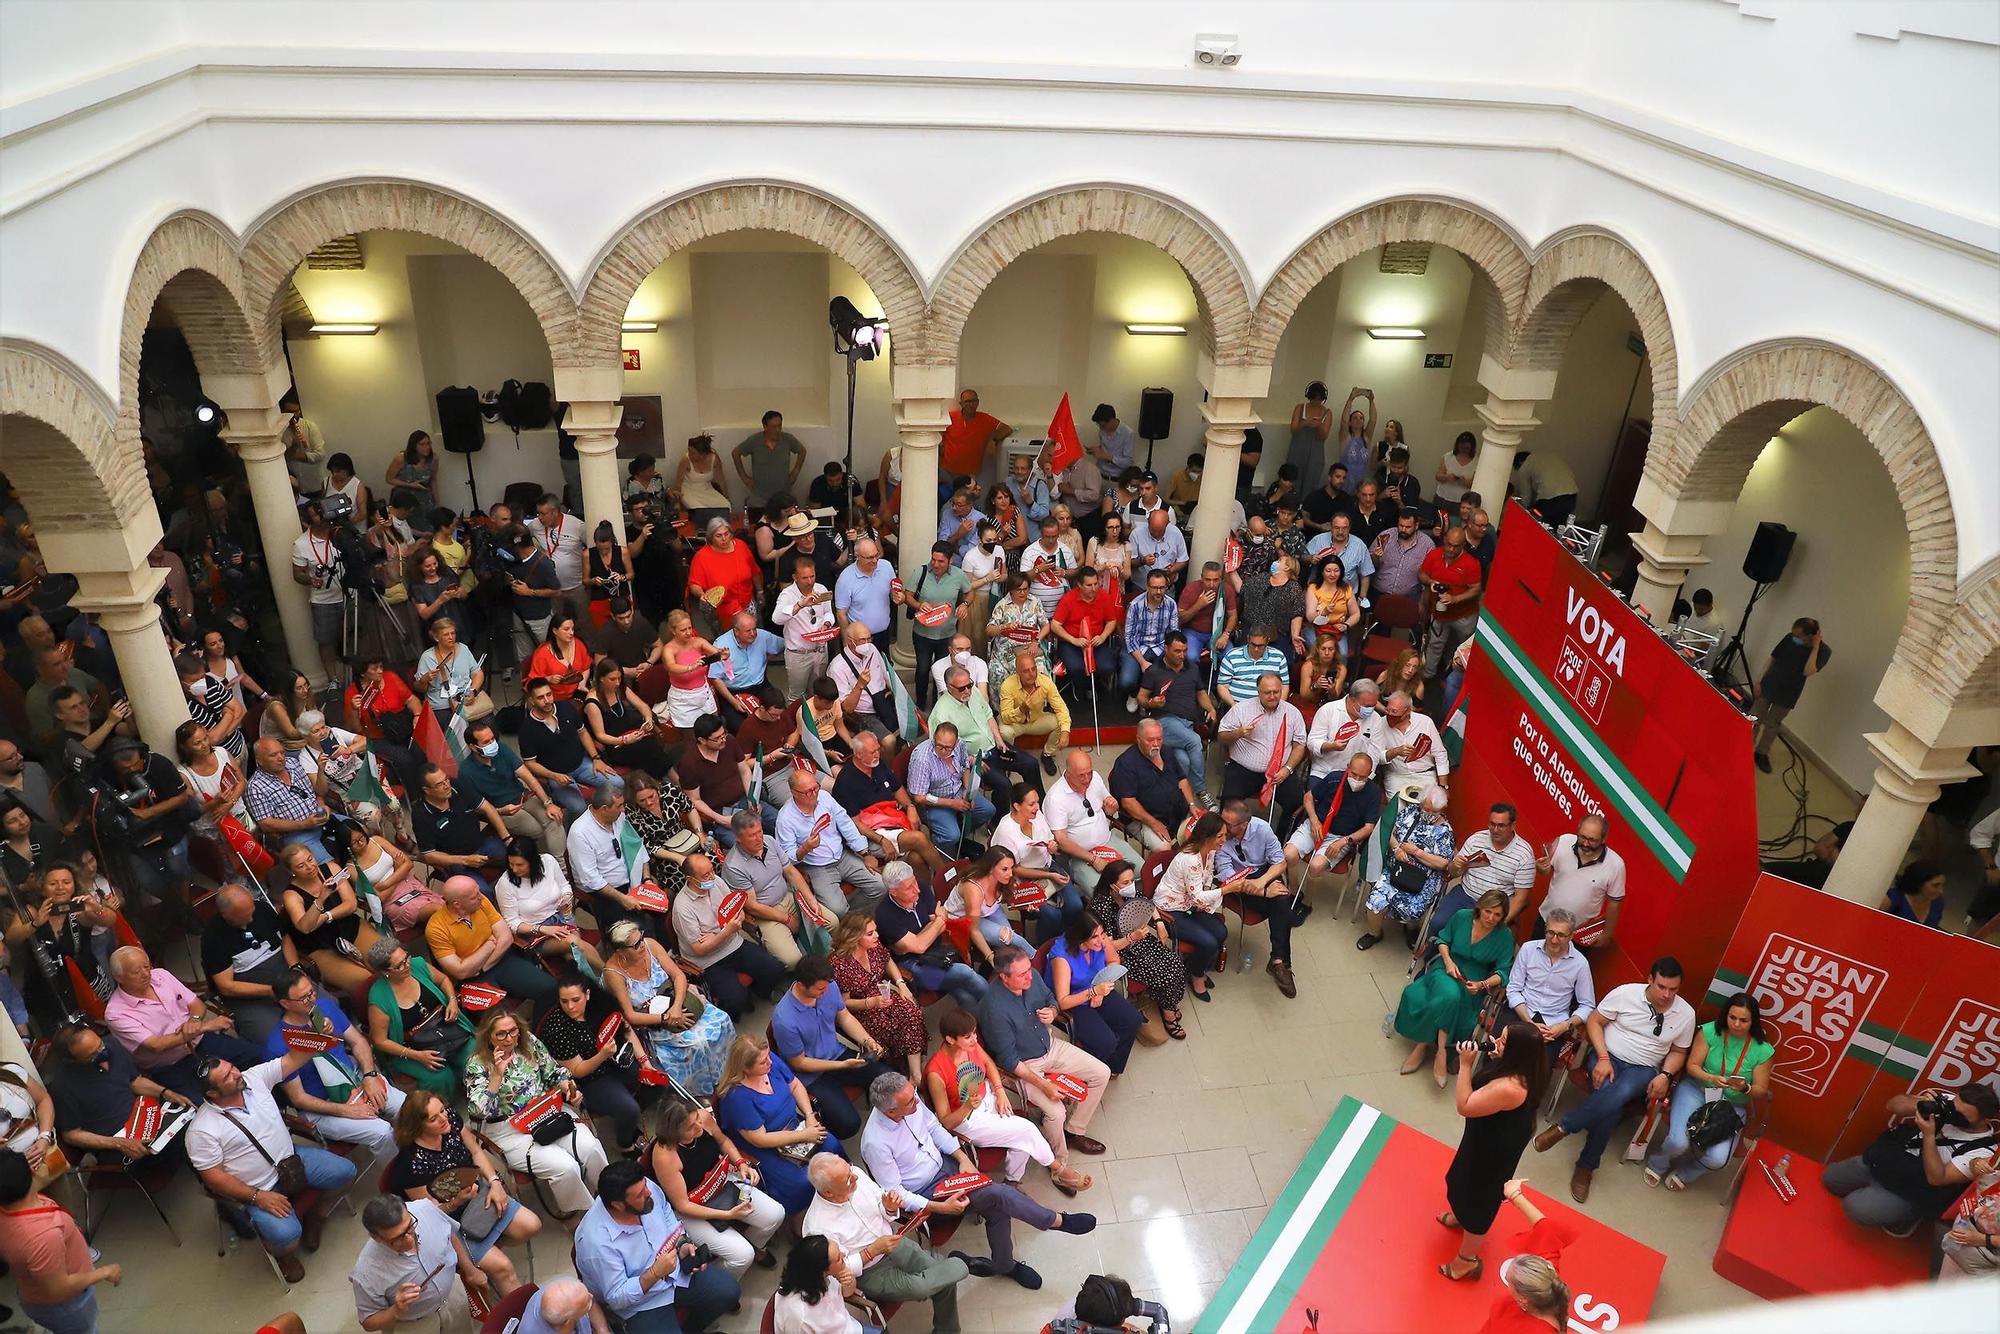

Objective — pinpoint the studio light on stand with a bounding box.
[829,296,888,531]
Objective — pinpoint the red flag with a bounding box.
[1047,394,1084,475]
[1260,714,1289,807]
[1081,618,1095,674]
[414,706,458,778]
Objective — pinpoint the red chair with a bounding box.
[480,1281,539,1334]
[1356,594,1424,676]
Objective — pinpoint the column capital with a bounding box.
[571,429,619,459]
[1628,523,1712,573]
[1863,722,1982,796]
[1473,397,1542,439]
[70,564,169,624]
[222,427,288,465]
[1475,355,1558,403]
[563,398,624,438]
[895,397,952,451]
[202,362,292,416]
[1631,475,1737,540]
[1195,355,1272,402]
[890,363,958,404]
[553,365,626,406]
[1824,727,1978,904]
[1871,663,2000,752]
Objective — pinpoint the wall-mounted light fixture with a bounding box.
[621,320,660,334]
[1366,327,1426,340]
[1124,323,1188,336]
[309,322,380,335]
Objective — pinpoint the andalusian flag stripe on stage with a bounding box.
[1475,614,1696,880]
[1198,1098,1392,1334]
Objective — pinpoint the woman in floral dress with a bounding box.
[599,919,736,1098]
[827,913,926,1081]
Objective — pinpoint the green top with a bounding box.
[1698,1022,1774,1105]
[930,686,997,758]
[366,955,474,1048]
[732,431,806,504]
[910,566,972,640]
[1437,906,1516,983]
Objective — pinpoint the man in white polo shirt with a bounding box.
[1435,802,1538,928]
[1535,814,1627,947]
[1304,680,1383,781]
[1534,956,1694,1203]
[1377,690,1448,793]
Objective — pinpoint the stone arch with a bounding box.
[1941,572,2000,709]
[240,179,576,365]
[575,181,928,370]
[1659,340,1962,683]
[0,340,152,547]
[117,211,265,458]
[925,185,1255,367]
[1511,228,1681,457]
[1246,197,1532,366]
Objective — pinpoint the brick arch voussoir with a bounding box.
[925,187,1254,367]
[1246,198,1532,365]
[240,181,576,365]
[0,341,143,535]
[574,184,929,369]
[1665,341,1959,684]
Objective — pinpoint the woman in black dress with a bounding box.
[1440,1021,1549,1281]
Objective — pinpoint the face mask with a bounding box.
[1790,634,1807,646]
[1347,776,1367,791]
[1269,562,1285,577]
[1115,880,1137,899]
[952,651,972,666]
[91,1053,112,1071]
[478,741,499,758]
[1359,704,1377,718]
[1188,468,1201,480]
[702,877,726,895]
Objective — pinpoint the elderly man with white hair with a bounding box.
[1357,783,1458,951]
[512,1275,607,1334]
[827,620,896,742]
[1305,679,1383,781]
[776,764,888,918]
[1377,688,1449,794]
[103,944,264,1100]
[802,1153,969,1331]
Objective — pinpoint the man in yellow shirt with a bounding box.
[997,647,1070,777]
[423,876,558,1011]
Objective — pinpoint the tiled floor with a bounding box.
[55,733,1893,1332]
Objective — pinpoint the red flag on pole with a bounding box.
[1047,394,1084,475]
[1260,716,1288,808]
[414,706,458,779]
[1081,618,1095,675]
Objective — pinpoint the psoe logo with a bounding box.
[1912,999,2000,1101]
[1746,934,1888,1097]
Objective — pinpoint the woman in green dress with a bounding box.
[1395,889,1515,1087]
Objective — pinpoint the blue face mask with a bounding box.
[1789,634,1807,647]
[1359,704,1377,718]
[1269,561,1285,578]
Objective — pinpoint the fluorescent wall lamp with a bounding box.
[622,321,660,333]
[1366,326,1426,340]
[1124,323,1187,336]
[309,322,380,335]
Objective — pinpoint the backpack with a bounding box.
[514,382,554,431]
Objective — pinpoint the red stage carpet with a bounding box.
[1197,1097,1663,1334]
[1712,1141,1928,1300]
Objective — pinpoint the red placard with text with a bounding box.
[1457,504,1761,992]
[1704,873,2000,1161]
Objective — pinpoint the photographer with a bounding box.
[1824,1082,1998,1237]
[623,492,680,629]
[99,736,197,921]
[292,500,348,683]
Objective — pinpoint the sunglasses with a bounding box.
[1651,1011,1665,1037]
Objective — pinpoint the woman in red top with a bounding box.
[686,518,760,632]
[1474,1182,1577,1334]
[659,610,723,729]
[527,613,593,702]
[342,655,422,742]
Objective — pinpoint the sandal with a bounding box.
[1664,1174,1687,1192]
[1052,1168,1092,1197]
[1163,1012,1188,1040]
[1643,1168,1663,1188]
[1436,1211,1458,1229]
[1438,1257,1483,1282]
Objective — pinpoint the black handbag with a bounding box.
[1685,1097,1745,1151]
[1388,857,1429,895]
[530,1109,578,1146]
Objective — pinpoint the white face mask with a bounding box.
[1347,776,1367,791]
[952,651,973,666]
[1115,880,1137,899]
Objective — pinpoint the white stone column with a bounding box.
[1822,669,1993,905]
[1626,480,1738,622]
[71,566,189,753]
[892,365,954,670]
[554,368,627,542]
[1470,358,1557,529]
[1189,359,1272,570]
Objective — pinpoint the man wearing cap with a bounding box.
[772,555,837,701]
[1089,404,1138,487]
[941,388,1012,482]
[904,542,971,709]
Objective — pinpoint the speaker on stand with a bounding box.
[1137,387,1173,472]
[1715,521,1794,700]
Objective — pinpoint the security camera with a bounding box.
[1194,33,1240,67]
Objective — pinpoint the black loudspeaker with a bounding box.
[436,386,485,453]
[1742,521,1795,584]
[1138,387,1173,440]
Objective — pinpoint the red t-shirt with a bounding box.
[688,540,759,622]
[1177,580,1237,634]
[344,671,414,728]
[1420,549,1484,621]
[0,1197,91,1306]
[1476,1217,1577,1334]
[941,411,1004,477]
[736,701,800,756]
[1054,585,1123,641]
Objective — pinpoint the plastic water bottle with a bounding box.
[1773,1153,1792,1184]
[1238,944,1257,973]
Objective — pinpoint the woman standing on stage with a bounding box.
[1468,1179,1577,1332]
[1439,1021,1549,1283]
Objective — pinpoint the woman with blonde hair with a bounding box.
[1050,503,1085,568]
[828,912,927,1082]
[1470,1181,1575,1331]
[463,1008,607,1218]
[713,1034,844,1216]
[1377,644,1427,704]
[658,610,723,729]
[600,918,735,1097]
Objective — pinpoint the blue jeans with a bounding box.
[1168,908,1228,976]
[20,1289,97,1334]
[622,1261,741,1333]
[244,1144,358,1251]
[921,792,996,849]
[902,957,987,1009]
[1183,629,1209,663]
[1558,1053,1659,1170]
[1645,1076,1737,1183]
[1159,716,1206,795]
[549,755,624,820]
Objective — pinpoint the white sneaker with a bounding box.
[1125,695,1138,712]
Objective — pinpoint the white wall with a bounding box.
[1702,407,1909,790]
[1531,290,1652,521]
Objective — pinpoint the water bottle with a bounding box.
[1773,1153,1792,1184]
[1238,944,1257,973]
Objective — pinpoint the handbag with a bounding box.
[530,1109,578,1146]
[1388,857,1429,895]
[221,1108,309,1196]
[447,1168,512,1241]
[1685,1097,1745,1151]
[407,999,472,1059]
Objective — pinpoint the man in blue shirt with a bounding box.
[975,945,1111,1179]
[769,954,895,1140]
[1215,798,1309,1000]
[707,610,784,727]
[265,967,404,1175]
[860,1071,1094,1291]
[575,1162,739,1333]
[775,766,888,917]
[1128,510,1188,597]
[936,485,987,559]
[833,538,897,655]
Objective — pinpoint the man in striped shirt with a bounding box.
[1215,626,1287,709]
[1437,801,1538,928]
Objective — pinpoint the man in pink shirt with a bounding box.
[102,945,262,1100]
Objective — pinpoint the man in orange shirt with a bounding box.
[1419,525,1484,680]
[941,388,1012,481]
[1050,568,1123,692]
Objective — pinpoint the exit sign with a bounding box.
[622,349,641,371]
[1423,353,1453,370]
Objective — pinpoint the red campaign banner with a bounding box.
[1046,1071,1089,1102]
[121,1096,165,1143]
[1704,873,2000,1161]
[280,1027,342,1055]
[1458,503,1760,993]
[630,883,672,913]
[719,890,747,923]
[596,1015,623,1050]
[931,1171,991,1197]
[508,1088,566,1135]
[458,983,508,1012]
[1046,393,1084,475]
[1009,882,1051,912]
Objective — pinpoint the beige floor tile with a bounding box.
[1085,1089,1189,1160]
[1249,1133,1316,1204]
[1100,1152,1193,1220]
[1173,1084,1254,1151]
[1177,1145,1267,1212]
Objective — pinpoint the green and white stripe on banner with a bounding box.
[1358,794,1403,889]
[1703,965,1750,1009]
[1706,967,1930,1078]
[1197,1097,1391,1334]
[1476,614,1696,880]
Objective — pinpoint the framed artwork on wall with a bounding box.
[616,395,665,456]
